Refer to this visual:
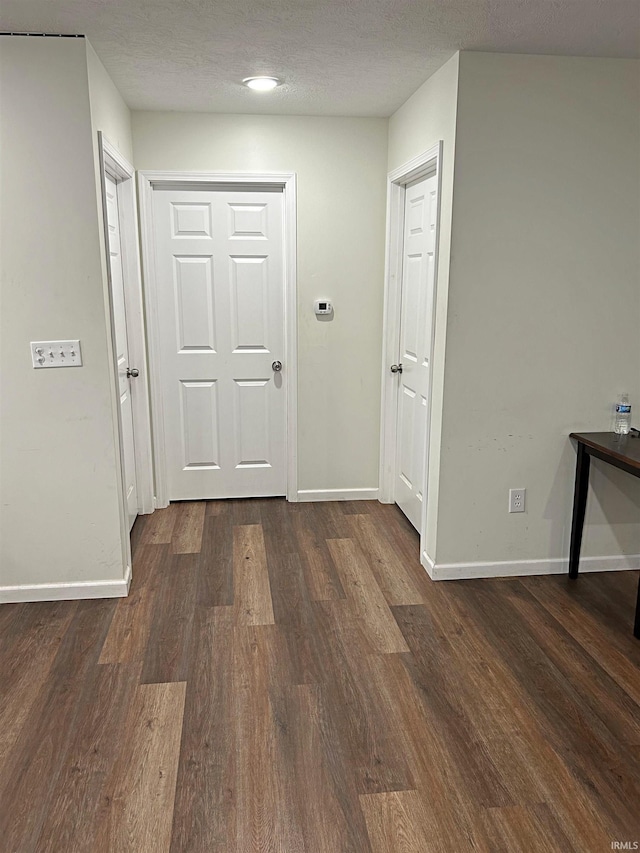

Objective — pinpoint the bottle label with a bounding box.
[616,404,631,414]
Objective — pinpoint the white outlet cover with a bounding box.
[509,488,526,513]
[31,340,82,368]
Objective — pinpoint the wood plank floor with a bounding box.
[1,498,639,851]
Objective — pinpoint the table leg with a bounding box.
[569,442,590,579]
[634,575,640,640]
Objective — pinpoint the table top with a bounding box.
[570,431,640,471]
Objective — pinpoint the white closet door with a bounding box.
[105,173,139,529]
[152,188,286,500]
[395,174,437,530]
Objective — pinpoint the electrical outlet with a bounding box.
[509,488,526,513]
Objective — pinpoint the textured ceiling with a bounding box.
[2,0,639,116]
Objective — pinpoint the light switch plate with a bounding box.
[31,340,82,368]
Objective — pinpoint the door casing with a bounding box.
[379,142,443,571]
[138,170,298,508]
[98,134,155,584]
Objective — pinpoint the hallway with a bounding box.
[1,498,639,851]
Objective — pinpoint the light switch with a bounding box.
[31,340,82,368]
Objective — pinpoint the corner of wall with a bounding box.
[386,51,462,564]
[85,40,134,164]
[85,40,137,592]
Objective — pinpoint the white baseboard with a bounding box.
[296,488,379,503]
[0,564,132,604]
[422,552,640,581]
[421,551,436,574]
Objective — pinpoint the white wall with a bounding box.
[0,37,126,595]
[86,42,134,163]
[436,52,640,569]
[387,53,460,558]
[132,112,388,494]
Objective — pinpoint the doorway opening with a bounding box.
[378,142,443,571]
[99,133,154,575]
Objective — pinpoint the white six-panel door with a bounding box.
[105,173,139,529]
[395,174,438,530]
[152,188,286,500]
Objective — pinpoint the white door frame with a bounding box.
[378,143,443,560]
[98,133,155,532]
[138,170,298,508]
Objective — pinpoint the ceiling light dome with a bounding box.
[243,76,281,91]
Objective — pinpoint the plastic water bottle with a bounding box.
[614,393,631,434]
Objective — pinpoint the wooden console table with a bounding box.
[569,431,640,639]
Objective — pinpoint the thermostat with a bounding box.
[314,299,332,315]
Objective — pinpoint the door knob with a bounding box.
[126,367,139,378]
[390,363,403,374]
[272,361,282,372]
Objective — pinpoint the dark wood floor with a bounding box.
[1,499,639,852]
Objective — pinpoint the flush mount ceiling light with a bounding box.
[243,76,281,91]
